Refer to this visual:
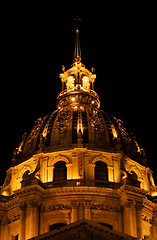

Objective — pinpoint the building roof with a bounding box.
[29,219,137,240]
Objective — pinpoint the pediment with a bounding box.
[30,219,137,240]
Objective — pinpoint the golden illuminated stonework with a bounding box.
[0,29,157,240]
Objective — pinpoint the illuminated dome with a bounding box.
[12,29,146,167]
[1,28,157,240]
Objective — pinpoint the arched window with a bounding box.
[22,170,30,179]
[130,170,138,181]
[95,161,108,181]
[54,161,67,181]
[49,223,67,231]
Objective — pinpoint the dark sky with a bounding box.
[1,4,156,185]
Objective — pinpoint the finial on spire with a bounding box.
[74,28,81,63]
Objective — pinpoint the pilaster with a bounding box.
[19,202,26,240]
[135,201,143,240]
[123,199,134,236]
[152,209,157,240]
[0,216,8,240]
[70,200,79,223]
[84,200,92,220]
[25,199,41,239]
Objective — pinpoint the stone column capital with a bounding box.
[83,200,92,209]
[0,215,9,225]
[19,202,26,211]
[124,199,134,208]
[71,200,79,209]
[28,198,41,208]
[135,201,143,211]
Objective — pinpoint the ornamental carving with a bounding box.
[55,109,71,136]
[142,214,153,224]
[26,118,43,147]
[8,214,20,224]
[124,199,134,208]
[43,204,71,212]
[78,151,84,176]
[83,200,91,209]
[135,202,143,211]
[28,199,41,208]
[71,200,80,209]
[19,202,26,211]
[91,203,120,212]
[88,109,105,135]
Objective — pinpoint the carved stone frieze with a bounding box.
[8,214,20,224]
[142,214,153,224]
[91,203,120,212]
[42,203,71,212]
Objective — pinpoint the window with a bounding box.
[54,161,67,181]
[22,170,30,179]
[95,161,108,181]
[49,223,67,231]
[130,170,138,181]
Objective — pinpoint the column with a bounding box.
[108,166,114,182]
[26,199,40,239]
[39,205,44,235]
[71,201,79,223]
[123,200,134,236]
[66,164,73,180]
[113,157,120,182]
[89,164,95,180]
[19,202,26,240]
[47,166,54,182]
[152,211,157,240]
[84,201,91,220]
[135,202,143,240]
[40,157,48,183]
[0,216,8,240]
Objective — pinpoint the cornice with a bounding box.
[119,184,147,197]
[14,184,44,198]
[42,186,119,199]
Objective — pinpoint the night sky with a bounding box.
[1,4,156,186]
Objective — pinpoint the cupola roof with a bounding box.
[12,29,147,167]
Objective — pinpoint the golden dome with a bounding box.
[12,30,146,167]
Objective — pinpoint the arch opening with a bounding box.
[53,161,67,181]
[95,161,108,181]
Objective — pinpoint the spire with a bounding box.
[74,28,81,63]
